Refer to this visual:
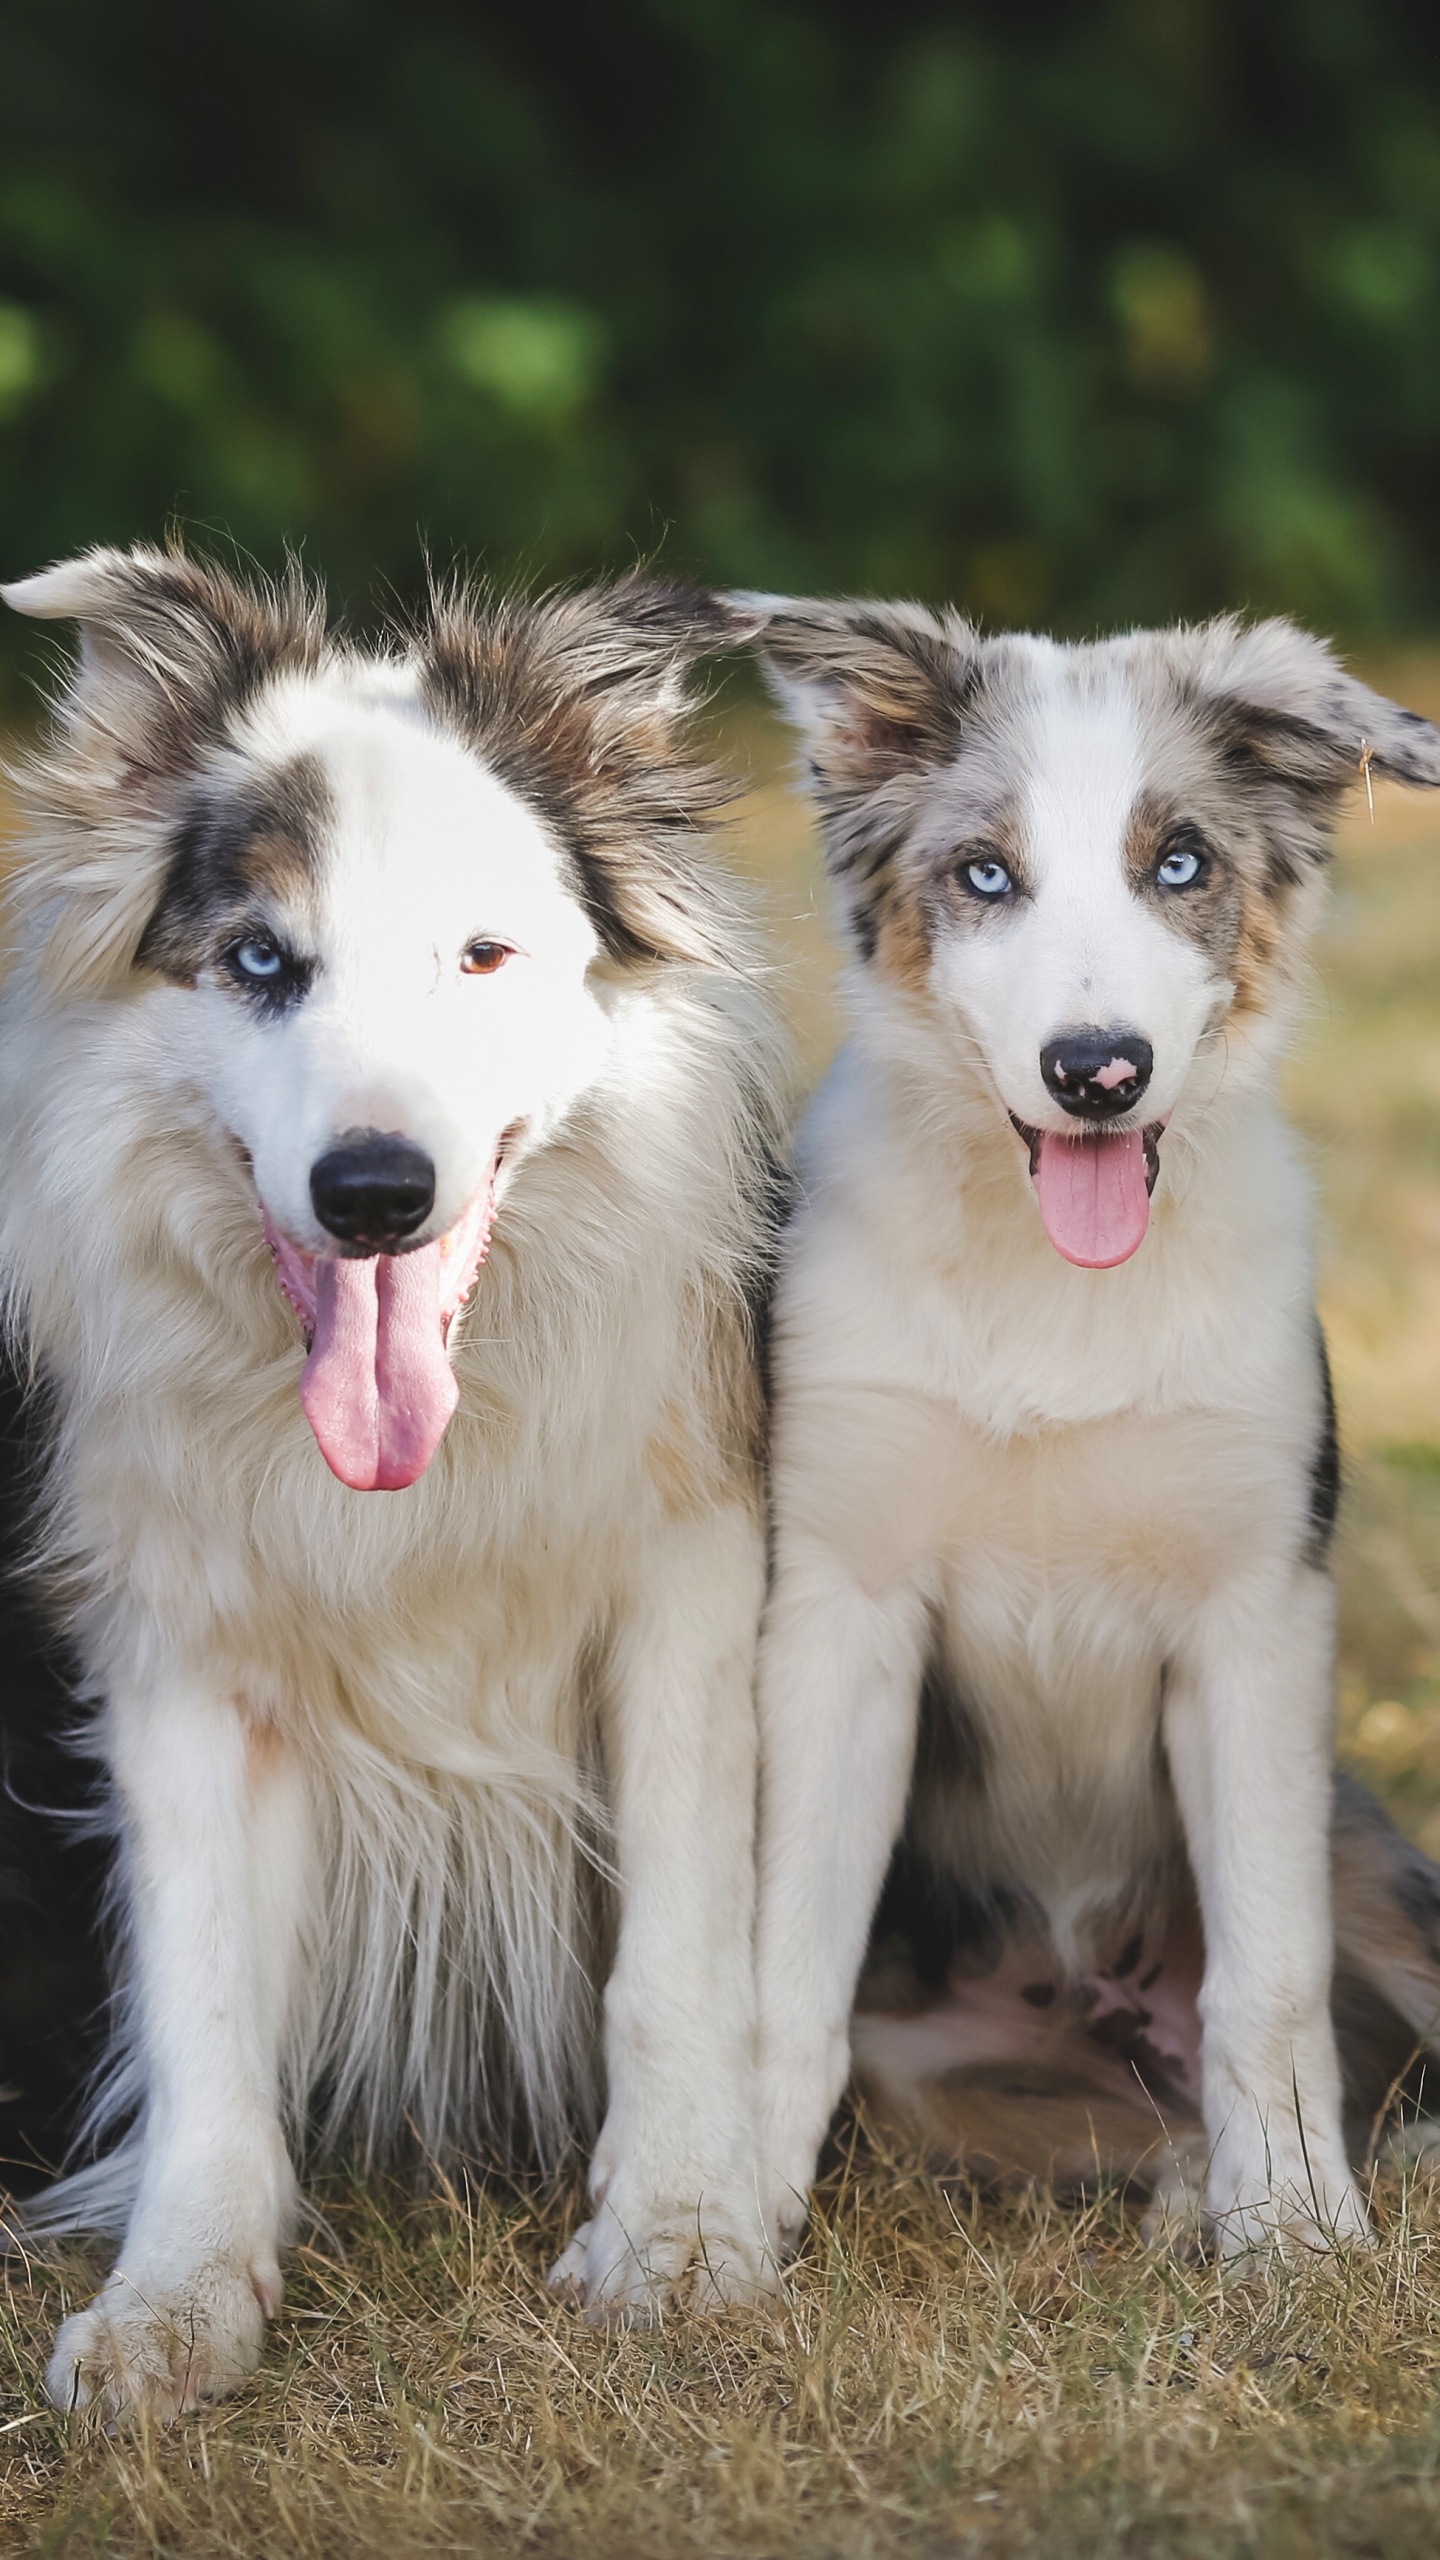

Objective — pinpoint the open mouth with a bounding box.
[264,1162,499,1493]
[1009,1117,1162,1271]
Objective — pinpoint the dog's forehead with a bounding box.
[1012,646,1141,851]
[918,633,1208,859]
[234,662,572,905]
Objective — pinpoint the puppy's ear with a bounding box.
[1188,616,1440,797]
[3,543,326,780]
[732,594,978,805]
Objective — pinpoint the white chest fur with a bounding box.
[769,1041,1328,1957]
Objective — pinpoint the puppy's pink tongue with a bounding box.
[300,1246,459,1491]
[1032,1130,1151,1269]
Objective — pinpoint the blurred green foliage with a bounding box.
[1,0,1439,686]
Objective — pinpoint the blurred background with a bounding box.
[1,0,1439,2173]
[3,0,1440,676]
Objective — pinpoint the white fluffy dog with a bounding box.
[0,547,780,2421]
[744,598,1440,2255]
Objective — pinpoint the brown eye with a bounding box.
[462,940,511,976]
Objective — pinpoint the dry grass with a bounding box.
[9,2149,1440,2560]
[3,685,1440,2554]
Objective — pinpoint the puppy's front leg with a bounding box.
[753,1536,930,2258]
[549,1500,767,2323]
[1163,1565,1368,2253]
[47,1671,312,2425]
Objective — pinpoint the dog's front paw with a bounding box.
[757,2163,815,2264]
[754,2057,836,2263]
[47,2252,279,2427]
[547,2192,774,2325]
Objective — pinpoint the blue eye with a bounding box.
[964,857,1013,899]
[232,936,284,980]
[1156,837,1206,890]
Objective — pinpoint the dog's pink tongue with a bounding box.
[1033,1130,1151,1269]
[300,1247,459,1491]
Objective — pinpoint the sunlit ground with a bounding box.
[2,681,1440,2555]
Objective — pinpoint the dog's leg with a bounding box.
[1163,1565,1369,2253]
[548,1500,767,2323]
[47,1676,311,2425]
[752,1542,930,2258]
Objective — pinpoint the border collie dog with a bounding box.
[744,598,1440,2255]
[0,548,779,2421]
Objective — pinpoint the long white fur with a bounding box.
[750,614,1440,2261]
[0,583,781,2420]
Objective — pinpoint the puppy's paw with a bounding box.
[758,2172,813,2264]
[753,2072,830,2263]
[547,2194,776,2325]
[46,2253,279,2428]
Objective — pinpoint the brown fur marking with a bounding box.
[136,754,332,987]
[236,1698,288,1789]
[645,1400,707,1521]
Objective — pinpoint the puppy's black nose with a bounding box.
[1040,1029,1154,1121]
[310,1131,436,1249]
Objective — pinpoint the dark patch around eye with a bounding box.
[924,812,1028,936]
[1156,820,1209,875]
[136,752,332,988]
[222,935,315,1013]
[959,849,1014,899]
[1126,799,1240,975]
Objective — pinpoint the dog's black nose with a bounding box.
[1039,1029,1154,1121]
[310,1132,436,1249]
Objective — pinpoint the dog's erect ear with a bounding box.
[3,543,326,778]
[1188,617,1440,798]
[423,575,761,761]
[550,576,772,743]
[3,547,328,996]
[587,578,771,665]
[732,593,979,805]
[422,575,765,970]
